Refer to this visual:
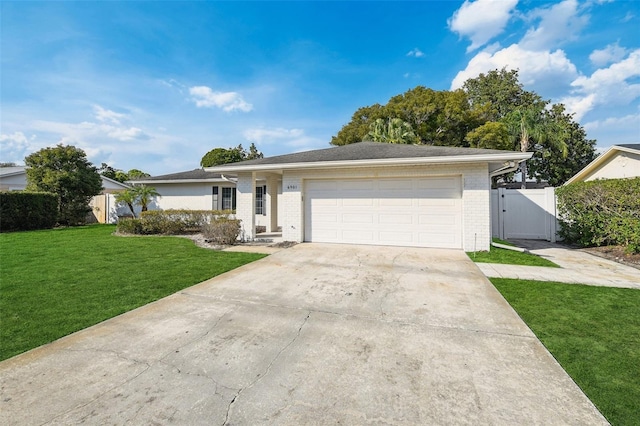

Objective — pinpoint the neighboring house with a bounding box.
[0,166,131,223]
[130,169,282,230]
[0,167,31,191]
[207,142,530,251]
[565,144,640,184]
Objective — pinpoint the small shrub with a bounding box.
[0,192,58,232]
[116,218,143,235]
[556,177,640,253]
[201,218,241,245]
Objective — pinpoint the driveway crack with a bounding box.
[222,311,311,426]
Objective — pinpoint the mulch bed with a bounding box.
[581,245,640,270]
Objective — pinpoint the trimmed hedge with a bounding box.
[0,192,58,232]
[201,218,241,245]
[116,209,235,236]
[556,177,640,253]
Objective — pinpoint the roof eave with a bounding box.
[130,178,229,184]
[207,152,532,173]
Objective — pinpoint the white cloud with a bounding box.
[450,43,578,92]
[0,131,33,163]
[106,127,148,141]
[406,48,424,58]
[93,105,126,125]
[243,127,304,144]
[583,112,640,147]
[589,42,630,67]
[520,0,588,50]
[563,49,640,120]
[583,113,640,131]
[448,0,518,52]
[189,86,253,112]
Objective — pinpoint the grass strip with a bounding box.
[491,278,640,426]
[0,225,266,360]
[467,244,559,267]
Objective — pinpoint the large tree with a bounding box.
[331,88,476,147]
[25,144,103,225]
[528,104,597,186]
[200,143,263,167]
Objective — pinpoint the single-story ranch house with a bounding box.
[207,142,531,252]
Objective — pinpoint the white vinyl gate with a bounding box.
[491,187,558,242]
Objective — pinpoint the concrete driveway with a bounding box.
[0,244,607,425]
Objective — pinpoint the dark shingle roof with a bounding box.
[132,169,223,182]
[214,142,522,168]
[616,144,640,151]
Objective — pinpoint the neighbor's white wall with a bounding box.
[586,151,640,181]
[280,163,491,251]
[0,173,27,191]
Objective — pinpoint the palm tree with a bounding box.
[506,107,567,189]
[133,185,160,212]
[367,118,419,144]
[114,189,137,218]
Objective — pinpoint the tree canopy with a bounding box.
[200,143,263,167]
[25,144,103,225]
[330,68,595,185]
[98,164,150,183]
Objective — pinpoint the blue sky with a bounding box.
[1,0,638,175]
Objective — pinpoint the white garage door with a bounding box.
[304,177,462,248]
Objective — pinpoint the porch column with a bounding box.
[266,175,279,233]
[236,172,256,241]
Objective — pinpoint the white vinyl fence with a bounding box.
[491,187,558,242]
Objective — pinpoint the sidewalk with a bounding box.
[477,240,640,290]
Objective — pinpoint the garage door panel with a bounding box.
[379,213,413,225]
[314,213,338,223]
[379,231,413,243]
[343,230,375,242]
[342,213,374,224]
[342,198,374,207]
[417,198,458,207]
[312,198,339,207]
[418,214,459,226]
[378,198,413,207]
[305,177,462,249]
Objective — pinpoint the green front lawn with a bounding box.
[0,225,266,361]
[467,243,559,267]
[492,278,640,425]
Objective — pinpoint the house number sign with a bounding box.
[286,184,298,190]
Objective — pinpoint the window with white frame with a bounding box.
[222,187,236,210]
[255,185,266,215]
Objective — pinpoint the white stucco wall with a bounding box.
[149,182,236,211]
[279,163,491,251]
[585,151,640,181]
